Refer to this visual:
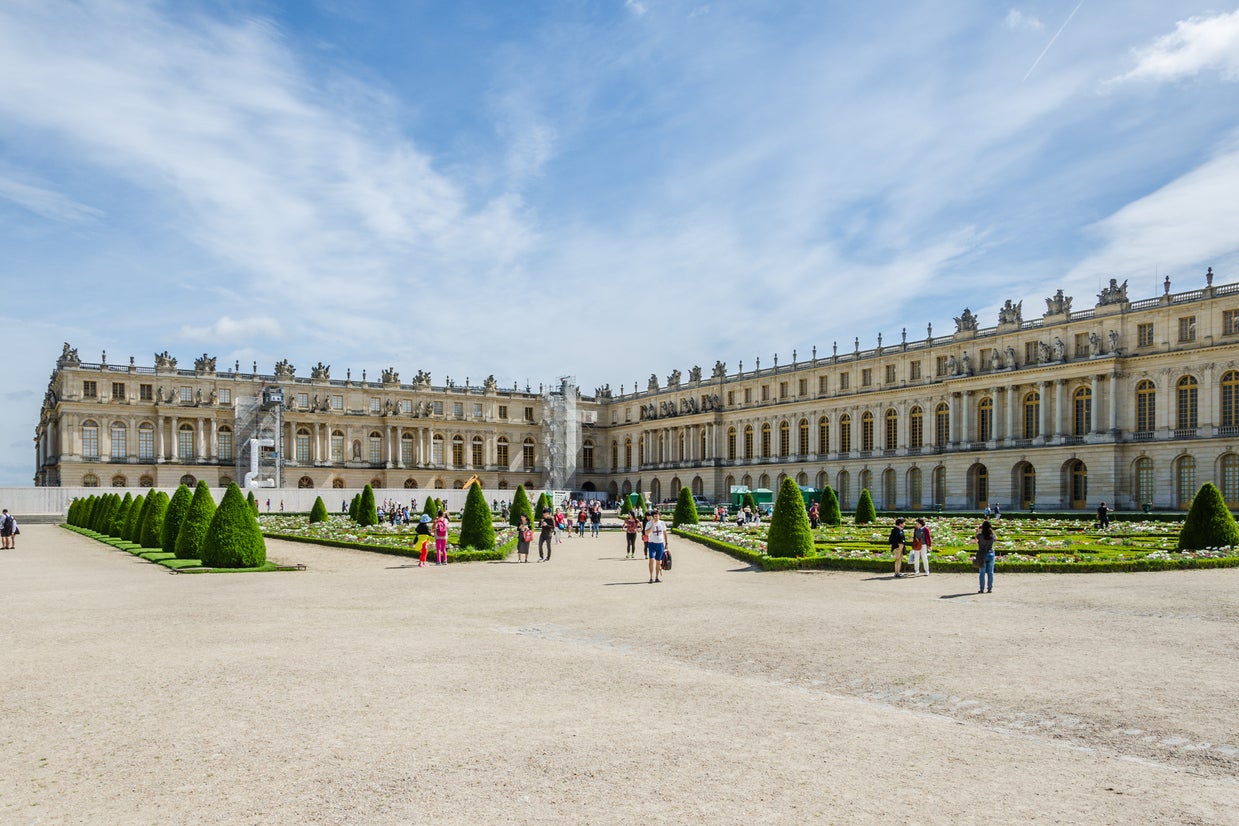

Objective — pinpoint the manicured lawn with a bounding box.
[258,514,515,561]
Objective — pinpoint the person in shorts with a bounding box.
[646,509,669,583]
[889,517,907,578]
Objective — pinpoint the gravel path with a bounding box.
[2,524,1237,824]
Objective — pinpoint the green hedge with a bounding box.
[262,531,516,562]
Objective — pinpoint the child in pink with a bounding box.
[434,513,449,565]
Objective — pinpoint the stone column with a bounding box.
[1038,381,1049,442]
[1005,385,1017,444]
[199,417,208,462]
[209,418,217,461]
[960,391,971,444]
[1158,370,1173,433]
[170,415,179,462]
[1109,372,1121,433]
[1053,379,1065,441]
[156,415,165,463]
[1090,374,1101,434]
[1202,363,1216,433]
[950,394,960,445]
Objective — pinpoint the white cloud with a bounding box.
[179,316,283,342]
[0,172,103,223]
[1112,9,1239,84]
[625,0,648,17]
[1004,9,1043,31]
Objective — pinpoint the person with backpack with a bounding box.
[433,511,450,565]
[645,508,669,584]
[516,514,533,562]
[1,509,15,549]
[888,517,908,578]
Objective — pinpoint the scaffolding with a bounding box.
[234,386,283,489]
[542,377,579,490]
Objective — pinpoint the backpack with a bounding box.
[435,519,448,538]
[661,549,672,571]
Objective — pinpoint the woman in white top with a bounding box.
[646,510,669,583]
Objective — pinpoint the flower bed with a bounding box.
[259,514,514,562]
[674,517,1239,573]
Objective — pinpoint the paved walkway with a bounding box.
[1,525,1237,824]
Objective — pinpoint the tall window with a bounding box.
[837,471,850,509]
[1023,392,1040,439]
[884,408,898,451]
[761,423,772,458]
[935,403,950,446]
[744,426,754,460]
[978,397,993,441]
[779,421,790,456]
[798,419,809,456]
[402,435,414,466]
[331,431,344,463]
[138,423,154,460]
[472,436,484,467]
[110,423,127,459]
[839,414,851,453]
[860,412,874,452]
[1135,457,1154,507]
[727,428,737,461]
[82,420,99,458]
[451,435,465,467]
[624,437,632,468]
[1019,462,1036,508]
[1221,454,1239,506]
[1137,322,1153,348]
[611,440,619,469]
[370,432,383,464]
[1072,387,1092,436]
[1176,376,1198,430]
[1223,371,1239,427]
[178,423,195,459]
[296,428,311,463]
[497,437,510,467]
[1069,460,1087,506]
[431,436,444,465]
[818,417,829,454]
[522,438,535,470]
[217,427,232,462]
[907,467,922,508]
[1135,380,1156,433]
[975,465,989,506]
[883,469,897,508]
[1178,316,1196,342]
[581,440,594,471]
[909,406,923,449]
[932,466,946,507]
[1176,455,1196,508]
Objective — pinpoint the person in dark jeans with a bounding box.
[889,517,907,578]
[538,508,555,561]
[1096,502,1111,529]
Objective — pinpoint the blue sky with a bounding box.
[2,0,1239,485]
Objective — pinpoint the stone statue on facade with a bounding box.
[57,343,80,369]
[1052,337,1065,361]
[156,386,167,404]
[947,355,959,376]
[1097,278,1129,306]
[194,353,216,374]
[484,375,498,393]
[997,299,1023,325]
[705,393,721,411]
[1045,289,1072,315]
[274,359,295,378]
[1108,329,1120,353]
[209,388,218,405]
[712,360,727,379]
[990,349,1002,371]
[1037,341,1052,364]
[1089,331,1101,356]
[595,383,612,399]
[1005,346,1018,369]
[648,374,660,391]
[413,370,431,390]
[310,362,331,380]
[681,396,698,414]
[381,367,399,384]
[954,308,979,333]
[689,365,702,383]
[195,388,203,405]
[667,369,681,388]
[960,352,972,375]
[154,351,177,371]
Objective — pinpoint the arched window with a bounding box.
[1222,371,1239,428]
[298,476,314,488]
[818,416,829,455]
[860,412,874,452]
[582,439,595,471]
[404,478,418,489]
[450,435,464,467]
[1018,462,1036,508]
[497,437,510,468]
[1222,455,1239,506]
[401,434,414,466]
[611,440,618,469]
[331,430,344,463]
[624,437,632,468]
[82,473,99,487]
[111,474,126,487]
[1176,376,1198,431]
[1023,392,1040,439]
[973,464,989,508]
[217,425,233,462]
[370,478,382,489]
[761,423,772,458]
[796,472,807,486]
[798,419,809,456]
[743,425,754,460]
[638,438,645,466]
[296,428,311,463]
[110,422,127,459]
[859,469,871,494]
[837,470,850,508]
[907,467,922,508]
[1069,460,1088,508]
[1134,457,1154,508]
[82,420,99,458]
[978,396,993,442]
[522,438,535,470]
[332,478,345,489]
[472,435,484,468]
[932,466,946,508]
[839,414,851,453]
[178,422,195,460]
[935,403,950,446]
[778,421,790,457]
[498,480,508,490]
[1175,455,1196,508]
[139,475,154,487]
[431,434,444,465]
[909,406,923,450]
[138,422,155,461]
[1134,380,1156,434]
[370,432,384,465]
[883,468,897,509]
[884,408,898,451]
[180,474,196,486]
[1072,387,1091,436]
[692,476,704,496]
[217,473,231,486]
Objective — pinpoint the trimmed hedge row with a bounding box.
[262,531,516,562]
[61,524,287,573]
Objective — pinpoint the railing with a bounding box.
[1132,430,1155,441]
[1174,428,1198,439]
[1063,435,1084,445]
[1218,425,1239,437]
[1013,438,1032,448]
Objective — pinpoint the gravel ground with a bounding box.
[1,524,1237,825]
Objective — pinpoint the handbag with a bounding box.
[911,538,922,551]
[661,550,672,571]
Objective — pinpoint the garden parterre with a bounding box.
[259,513,514,559]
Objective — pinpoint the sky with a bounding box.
[2,0,1239,485]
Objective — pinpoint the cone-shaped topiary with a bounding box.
[162,484,193,553]
[130,493,155,543]
[357,484,378,526]
[89,494,109,532]
[123,494,146,543]
[175,481,216,560]
[821,485,842,526]
[349,493,361,521]
[110,492,133,537]
[200,483,267,568]
[458,482,495,550]
[672,486,699,527]
[510,485,533,527]
[535,492,553,520]
[854,488,877,525]
[309,495,329,524]
[620,495,632,515]
[1177,482,1239,550]
[742,491,758,515]
[246,489,259,516]
[767,477,814,557]
[141,491,169,549]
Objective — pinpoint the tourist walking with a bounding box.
[590,502,602,537]
[416,514,432,567]
[538,508,555,561]
[433,511,449,565]
[516,514,532,562]
[808,500,820,529]
[889,517,908,578]
[623,511,640,558]
[1,509,16,549]
[646,509,669,583]
[576,506,587,537]
[976,520,996,593]
[641,509,652,558]
[910,517,931,575]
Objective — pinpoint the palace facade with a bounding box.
[35,270,1239,511]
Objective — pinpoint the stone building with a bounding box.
[34,270,1239,511]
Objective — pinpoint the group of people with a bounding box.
[413,509,450,567]
[513,504,671,583]
[619,507,669,582]
[886,516,996,592]
[1,509,18,549]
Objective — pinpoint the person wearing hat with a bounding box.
[416,514,433,567]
